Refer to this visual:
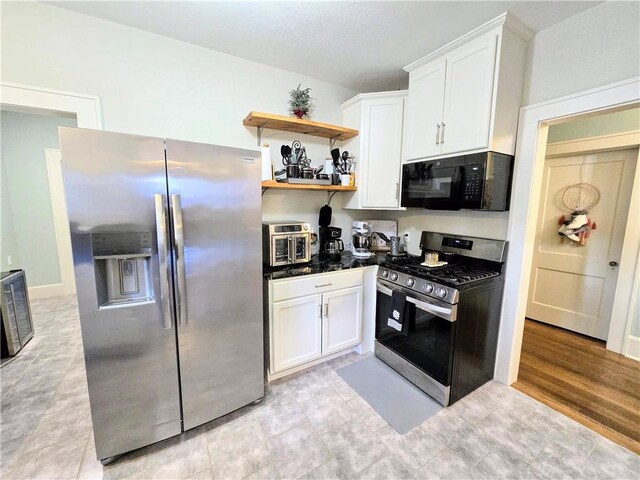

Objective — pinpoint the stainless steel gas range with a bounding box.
[375,232,507,406]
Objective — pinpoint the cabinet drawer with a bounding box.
[272,269,364,302]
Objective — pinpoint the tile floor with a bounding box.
[1,295,639,479]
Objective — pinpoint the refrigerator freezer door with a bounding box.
[165,139,264,430]
[59,128,182,460]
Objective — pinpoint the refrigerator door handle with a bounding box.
[171,194,188,326]
[154,194,172,330]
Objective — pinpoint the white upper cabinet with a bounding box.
[403,12,532,162]
[441,35,497,154]
[404,61,446,161]
[341,91,407,210]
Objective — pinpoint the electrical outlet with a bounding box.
[404,233,410,244]
[7,255,12,266]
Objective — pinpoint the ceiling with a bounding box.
[46,1,602,92]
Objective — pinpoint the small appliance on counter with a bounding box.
[263,221,312,266]
[319,226,344,260]
[351,221,372,258]
[367,220,398,253]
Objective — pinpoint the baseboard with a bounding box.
[625,335,640,361]
[28,283,64,299]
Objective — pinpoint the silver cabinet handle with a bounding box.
[324,303,328,317]
[440,123,446,144]
[436,124,441,145]
[318,304,322,318]
[396,182,400,200]
[155,194,172,330]
[171,194,188,326]
[315,283,333,288]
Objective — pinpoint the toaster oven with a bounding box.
[262,221,312,266]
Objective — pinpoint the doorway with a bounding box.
[512,105,640,453]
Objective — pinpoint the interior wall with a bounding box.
[1,2,360,233]
[0,110,77,286]
[523,1,640,105]
[548,107,640,143]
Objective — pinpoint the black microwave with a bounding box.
[401,152,513,211]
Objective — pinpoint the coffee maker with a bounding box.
[351,221,372,258]
[319,226,344,260]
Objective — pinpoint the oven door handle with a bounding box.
[377,283,393,296]
[406,296,456,322]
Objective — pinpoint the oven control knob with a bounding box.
[406,278,415,287]
[380,270,389,278]
[423,283,434,294]
[390,272,399,281]
[436,288,447,299]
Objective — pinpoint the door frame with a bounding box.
[1,81,102,296]
[45,148,76,295]
[495,76,640,385]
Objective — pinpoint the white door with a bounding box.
[272,294,323,372]
[322,286,363,355]
[362,97,405,208]
[404,60,446,161]
[441,35,497,155]
[527,148,637,339]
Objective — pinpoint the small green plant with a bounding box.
[288,84,312,119]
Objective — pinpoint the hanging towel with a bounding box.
[387,291,408,334]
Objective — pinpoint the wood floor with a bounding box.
[513,319,640,455]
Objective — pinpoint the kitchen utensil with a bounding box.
[331,174,340,185]
[281,144,292,165]
[390,236,407,256]
[274,169,287,182]
[317,174,329,181]
[286,165,300,178]
[319,204,332,227]
[331,148,342,173]
[301,168,314,179]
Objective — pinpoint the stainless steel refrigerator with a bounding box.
[59,127,264,462]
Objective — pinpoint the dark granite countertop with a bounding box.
[263,252,387,280]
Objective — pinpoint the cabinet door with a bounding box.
[404,60,446,161]
[362,97,405,208]
[272,294,323,372]
[322,286,362,355]
[441,35,497,155]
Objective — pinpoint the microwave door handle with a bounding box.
[436,124,441,145]
[154,194,172,330]
[406,296,455,322]
[440,123,445,144]
[171,194,188,326]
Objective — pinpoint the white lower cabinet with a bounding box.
[271,294,323,373]
[323,286,362,355]
[266,270,364,379]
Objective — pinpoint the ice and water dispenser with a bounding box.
[91,232,154,308]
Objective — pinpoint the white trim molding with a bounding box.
[495,77,640,385]
[45,148,76,295]
[29,284,65,299]
[1,81,103,129]
[626,337,640,361]
[546,131,640,157]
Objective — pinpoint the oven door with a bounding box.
[401,161,462,210]
[270,234,310,266]
[375,280,456,387]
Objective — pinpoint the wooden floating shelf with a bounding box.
[261,180,357,192]
[243,111,359,141]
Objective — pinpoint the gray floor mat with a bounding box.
[338,356,443,434]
